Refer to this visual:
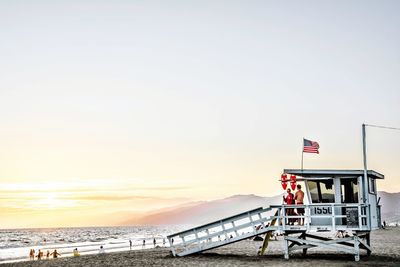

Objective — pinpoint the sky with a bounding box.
[0,0,400,228]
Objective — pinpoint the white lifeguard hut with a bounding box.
[283,169,383,230]
[167,125,384,261]
[275,168,383,260]
[167,168,383,261]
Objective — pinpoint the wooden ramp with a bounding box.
[167,206,279,257]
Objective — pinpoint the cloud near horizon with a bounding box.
[0,180,194,228]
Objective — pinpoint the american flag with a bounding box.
[303,138,319,154]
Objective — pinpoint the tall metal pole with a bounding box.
[362,124,368,204]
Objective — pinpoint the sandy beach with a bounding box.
[2,227,399,267]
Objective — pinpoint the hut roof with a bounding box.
[283,169,384,180]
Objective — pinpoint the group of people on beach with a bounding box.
[141,238,167,248]
[282,184,305,225]
[29,249,60,260]
[28,237,168,261]
[28,247,88,260]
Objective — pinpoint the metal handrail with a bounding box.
[271,203,370,231]
[168,206,271,238]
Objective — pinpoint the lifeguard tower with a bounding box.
[167,169,384,261]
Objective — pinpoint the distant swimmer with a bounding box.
[163,238,166,246]
[29,249,34,260]
[46,250,50,259]
[50,249,61,258]
[142,239,146,247]
[129,239,132,250]
[36,249,43,260]
[153,238,156,247]
[99,246,105,254]
[73,248,80,257]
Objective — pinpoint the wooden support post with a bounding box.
[283,233,289,260]
[168,237,176,256]
[366,232,371,256]
[331,204,336,232]
[282,207,286,229]
[354,235,360,262]
[301,233,307,256]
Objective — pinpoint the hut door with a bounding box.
[340,178,358,204]
[340,178,359,226]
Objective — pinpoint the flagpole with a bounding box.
[301,138,304,171]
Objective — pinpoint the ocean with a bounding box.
[0,225,186,263]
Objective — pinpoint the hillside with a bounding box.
[122,191,399,226]
[378,191,400,224]
[123,194,282,225]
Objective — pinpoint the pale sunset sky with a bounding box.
[1,0,400,228]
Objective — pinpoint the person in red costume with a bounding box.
[283,188,295,225]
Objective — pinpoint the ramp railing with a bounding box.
[167,207,278,256]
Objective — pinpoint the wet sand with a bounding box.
[2,227,399,267]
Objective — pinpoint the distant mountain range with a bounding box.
[378,191,400,223]
[122,191,400,226]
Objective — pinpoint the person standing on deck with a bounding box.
[283,188,295,225]
[295,184,305,225]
